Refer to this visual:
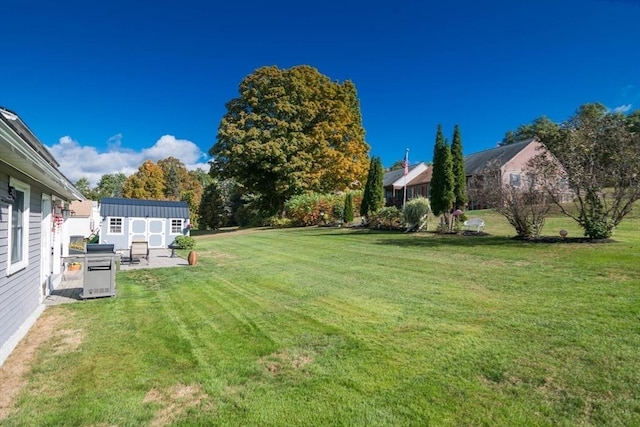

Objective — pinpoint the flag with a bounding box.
[402,149,409,176]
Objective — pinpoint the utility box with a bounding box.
[81,244,117,299]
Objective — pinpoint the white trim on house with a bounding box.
[6,177,30,276]
[391,163,428,190]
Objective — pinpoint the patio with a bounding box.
[45,248,189,306]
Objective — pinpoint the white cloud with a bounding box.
[612,104,633,113]
[142,135,205,165]
[47,134,211,187]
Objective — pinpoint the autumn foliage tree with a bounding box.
[156,157,204,226]
[122,160,165,199]
[210,65,370,216]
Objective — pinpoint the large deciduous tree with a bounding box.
[534,103,640,239]
[500,116,557,145]
[430,125,455,225]
[94,173,127,199]
[157,157,205,227]
[199,181,226,230]
[450,124,467,210]
[74,177,96,200]
[360,156,384,217]
[210,65,370,216]
[122,160,165,199]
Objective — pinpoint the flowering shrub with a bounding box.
[285,193,343,226]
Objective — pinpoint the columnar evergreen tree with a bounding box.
[450,124,468,210]
[429,125,455,218]
[343,192,354,223]
[360,156,384,217]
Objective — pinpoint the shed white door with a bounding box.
[129,217,166,248]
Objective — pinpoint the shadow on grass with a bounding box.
[322,228,617,248]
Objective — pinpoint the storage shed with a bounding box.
[99,198,190,250]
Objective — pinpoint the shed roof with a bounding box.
[100,198,190,219]
[464,138,535,175]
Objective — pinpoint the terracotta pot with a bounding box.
[187,251,198,266]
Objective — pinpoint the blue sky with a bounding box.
[2,0,639,185]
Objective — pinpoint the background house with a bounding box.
[383,163,429,208]
[0,107,84,366]
[66,200,101,246]
[464,138,573,209]
[99,198,191,250]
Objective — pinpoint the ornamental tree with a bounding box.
[534,103,640,239]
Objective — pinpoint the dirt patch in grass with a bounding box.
[0,309,72,421]
[51,328,84,354]
[143,383,208,427]
[260,350,314,376]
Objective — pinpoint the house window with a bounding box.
[171,219,183,234]
[510,173,521,187]
[7,178,30,275]
[109,217,123,234]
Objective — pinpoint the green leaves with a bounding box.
[536,103,640,238]
[360,157,384,217]
[430,124,455,217]
[211,65,369,216]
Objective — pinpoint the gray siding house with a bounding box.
[0,107,84,366]
[99,198,191,250]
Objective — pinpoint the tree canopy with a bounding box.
[534,103,640,239]
[95,173,127,199]
[122,160,166,199]
[500,116,557,145]
[210,65,370,215]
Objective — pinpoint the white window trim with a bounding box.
[170,218,183,234]
[108,217,124,235]
[7,177,30,275]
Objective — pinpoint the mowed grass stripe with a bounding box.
[4,211,639,426]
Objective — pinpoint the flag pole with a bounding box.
[402,148,409,210]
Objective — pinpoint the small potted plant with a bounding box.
[67,262,81,272]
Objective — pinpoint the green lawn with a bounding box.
[4,211,640,426]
